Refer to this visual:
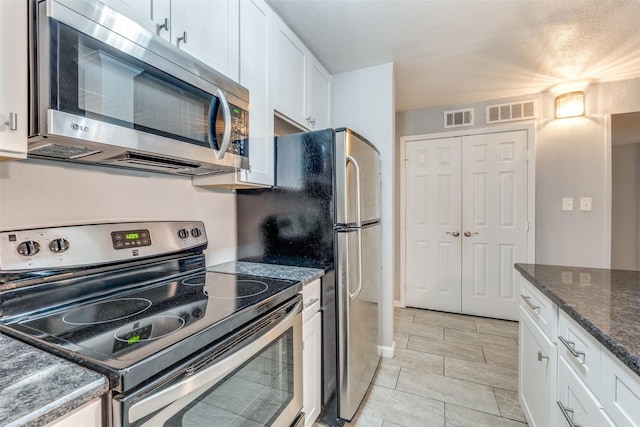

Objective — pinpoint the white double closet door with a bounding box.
[405,130,529,321]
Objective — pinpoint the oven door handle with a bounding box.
[128,299,302,424]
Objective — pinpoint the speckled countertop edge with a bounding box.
[208,261,324,285]
[0,333,108,427]
[515,263,640,378]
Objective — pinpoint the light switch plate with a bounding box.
[580,197,592,211]
[562,198,574,211]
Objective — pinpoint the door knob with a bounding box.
[464,231,479,237]
[446,231,460,237]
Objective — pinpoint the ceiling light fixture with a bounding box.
[555,91,585,118]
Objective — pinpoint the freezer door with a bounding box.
[336,224,381,421]
[335,129,381,226]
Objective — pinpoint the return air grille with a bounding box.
[486,100,537,123]
[444,108,474,128]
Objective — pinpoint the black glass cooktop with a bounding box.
[6,271,298,373]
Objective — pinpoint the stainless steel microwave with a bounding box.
[28,0,249,176]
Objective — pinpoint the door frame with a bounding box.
[398,123,536,308]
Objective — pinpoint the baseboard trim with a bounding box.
[379,341,396,359]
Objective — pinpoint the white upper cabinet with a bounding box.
[274,16,331,130]
[238,0,274,186]
[0,0,28,160]
[101,0,239,81]
[309,57,332,130]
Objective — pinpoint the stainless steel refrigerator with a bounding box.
[236,128,381,423]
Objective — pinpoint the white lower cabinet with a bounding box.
[520,305,557,427]
[519,272,640,427]
[301,278,321,427]
[45,398,102,427]
[557,356,614,427]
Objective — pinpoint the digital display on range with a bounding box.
[111,229,152,250]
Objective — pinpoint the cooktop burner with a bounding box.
[204,280,268,299]
[62,298,152,325]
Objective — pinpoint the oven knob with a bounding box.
[179,312,190,323]
[16,241,41,257]
[191,228,201,238]
[192,307,203,318]
[49,238,70,253]
[177,228,189,239]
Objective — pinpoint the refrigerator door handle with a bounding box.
[347,155,363,300]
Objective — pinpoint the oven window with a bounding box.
[164,330,295,426]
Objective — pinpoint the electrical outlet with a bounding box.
[580,197,592,211]
[579,272,591,285]
[561,271,573,284]
[562,198,574,211]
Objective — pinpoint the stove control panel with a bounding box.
[0,221,207,271]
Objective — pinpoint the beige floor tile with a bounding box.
[407,335,485,363]
[396,368,500,416]
[372,358,401,389]
[393,347,444,375]
[344,412,384,427]
[445,328,519,348]
[483,343,519,370]
[394,309,415,323]
[494,387,527,423]
[444,358,518,391]
[394,319,444,340]
[359,385,444,427]
[444,403,528,427]
[414,311,477,331]
[446,312,509,327]
[475,321,520,338]
[394,332,410,350]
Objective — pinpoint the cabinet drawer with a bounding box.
[301,278,321,322]
[558,310,601,394]
[601,348,640,427]
[520,275,557,342]
[557,356,614,427]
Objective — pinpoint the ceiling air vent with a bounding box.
[444,108,474,128]
[486,100,537,124]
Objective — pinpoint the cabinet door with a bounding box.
[520,306,557,427]
[171,0,239,81]
[99,0,171,42]
[238,0,274,186]
[0,0,28,160]
[45,398,102,427]
[303,311,322,427]
[274,17,309,128]
[308,57,331,130]
[601,349,640,426]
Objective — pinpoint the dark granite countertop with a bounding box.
[208,261,324,285]
[0,333,107,427]
[515,263,640,377]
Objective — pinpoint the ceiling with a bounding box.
[266,0,640,112]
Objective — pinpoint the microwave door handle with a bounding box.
[127,299,302,424]
[214,89,232,159]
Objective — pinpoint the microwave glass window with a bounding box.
[163,330,295,426]
[53,21,223,149]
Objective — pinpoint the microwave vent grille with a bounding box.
[29,143,100,159]
[180,167,226,176]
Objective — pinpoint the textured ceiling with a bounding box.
[266,0,640,112]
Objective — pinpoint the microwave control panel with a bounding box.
[229,104,249,158]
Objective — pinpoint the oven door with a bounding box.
[113,297,303,427]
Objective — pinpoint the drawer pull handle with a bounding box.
[557,401,583,427]
[520,294,540,313]
[537,351,549,362]
[558,335,586,363]
[304,298,319,309]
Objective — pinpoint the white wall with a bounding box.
[332,62,395,355]
[0,159,237,264]
[395,78,640,300]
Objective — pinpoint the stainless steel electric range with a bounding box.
[0,221,304,427]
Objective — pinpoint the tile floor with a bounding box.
[342,307,528,427]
